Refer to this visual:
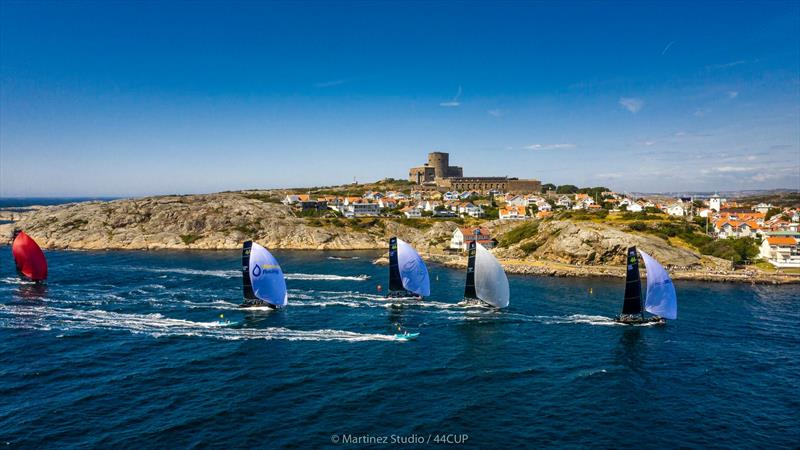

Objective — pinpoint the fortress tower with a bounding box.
[428,152,449,179]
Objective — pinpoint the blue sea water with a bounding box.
[0,197,120,209]
[0,247,798,448]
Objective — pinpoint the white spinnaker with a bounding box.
[249,242,288,307]
[639,250,677,320]
[396,238,431,297]
[474,243,510,308]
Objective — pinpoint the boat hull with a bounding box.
[458,298,497,309]
[615,314,666,325]
[239,301,279,310]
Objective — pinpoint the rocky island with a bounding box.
[2,188,798,284]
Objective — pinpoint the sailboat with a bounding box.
[241,241,288,309]
[459,241,510,308]
[11,230,48,283]
[387,237,430,299]
[616,246,677,324]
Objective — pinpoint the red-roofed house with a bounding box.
[451,227,495,251]
[760,235,800,267]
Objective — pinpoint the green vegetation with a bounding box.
[627,220,760,264]
[498,221,539,247]
[483,206,500,220]
[556,184,579,194]
[242,193,281,203]
[180,234,202,245]
[519,241,540,254]
[765,207,783,220]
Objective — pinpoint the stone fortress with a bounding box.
[409,152,541,194]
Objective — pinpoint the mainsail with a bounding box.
[473,242,510,308]
[389,237,430,297]
[11,231,48,282]
[242,241,287,308]
[621,246,643,316]
[640,250,677,320]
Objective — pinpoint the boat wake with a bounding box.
[135,267,241,278]
[0,304,396,342]
[535,314,661,327]
[284,273,370,281]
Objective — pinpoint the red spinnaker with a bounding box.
[12,231,48,282]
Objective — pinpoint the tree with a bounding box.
[765,208,782,220]
[541,183,556,193]
[556,184,579,194]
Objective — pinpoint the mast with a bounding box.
[242,241,257,301]
[388,237,405,293]
[464,240,477,299]
[621,246,644,318]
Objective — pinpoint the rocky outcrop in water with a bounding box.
[0,193,454,251]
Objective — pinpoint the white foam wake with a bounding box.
[137,267,241,278]
[284,273,370,281]
[0,305,396,342]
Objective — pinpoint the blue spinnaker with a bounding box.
[396,238,430,297]
[640,250,677,320]
[249,242,288,307]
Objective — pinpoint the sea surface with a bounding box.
[0,197,120,210]
[1,247,798,448]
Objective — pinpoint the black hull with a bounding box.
[239,301,279,310]
[615,315,665,325]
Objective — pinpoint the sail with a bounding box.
[396,238,430,297]
[463,241,477,299]
[11,231,48,282]
[474,243,510,308]
[621,246,643,315]
[244,241,287,307]
[640,250,677,320]
[242,241,257,300]
[388,237,405,292]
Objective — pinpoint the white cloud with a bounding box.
[524,143,576,150]
[661,41,675,55]
[715,166,750,173]
[746,155,756,161]
[693,108,711,117]
[727,91,739,99]
[619,97,644,113]
[440,85,462,107]
[314,79,347,88]
[487,109,504,117]
[637,140,656,146]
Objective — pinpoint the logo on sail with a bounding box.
[252,264,280,277]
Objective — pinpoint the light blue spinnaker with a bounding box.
[639,250,677,320]
[249,242,288,307]
[396,238,431,297]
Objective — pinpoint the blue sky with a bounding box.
[1,1,798,196]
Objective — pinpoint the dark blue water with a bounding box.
[0,197,119,210]
[1,247,798,448]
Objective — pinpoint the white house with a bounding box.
[556,195,572,209]
[759,236,800,267]
[665,203,686,217]
[401,206,422,218]
[499,205,528,220]
[342,202,380,218]
[709,194,723,212]
[451,227,494,251]
[459,203,485,218]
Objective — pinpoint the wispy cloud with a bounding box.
[313,79,348,88]
[636,140,657,146]
[440,85,462,107]
[715,166,750,173]
[619,97,644,113]
[487,108,504,117]
[661,41,675,55]
[727,90,739,99]
[693,108,711,117]
[706,59,757,70]
[524,143,576,150]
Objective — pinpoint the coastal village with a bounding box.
[1,151,798,282]
[280,152,800,270]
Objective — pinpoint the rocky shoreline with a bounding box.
[2,192,798,285]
